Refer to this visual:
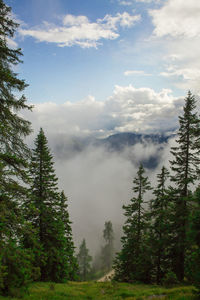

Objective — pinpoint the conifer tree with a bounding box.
[101,221,114,272]
[185,187,200,293]
[0,0,33,294]
[170,91,200,281]
[58,191,78,280]
[114,164,152,283]
[150,166,172,284]
[77,239,92,281]
[26,128,77,282]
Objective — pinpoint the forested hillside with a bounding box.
[0,0,200,298]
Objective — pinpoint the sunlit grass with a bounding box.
[0,282,197,300]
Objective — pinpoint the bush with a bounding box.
[162,271,178,287]
[0,244,37,296]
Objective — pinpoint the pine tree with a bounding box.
[170,91,200,281]
[101,221,114,272]
[114,164,152,283]
[185,187,200,293]
[0,0,33,294]
[25,128,77,282]
[77,239,92,281]
[58,191,78,281]
[150,166,172,284]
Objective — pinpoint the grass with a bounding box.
[0,282,197,300]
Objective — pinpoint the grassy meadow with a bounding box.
[0,282,197,300]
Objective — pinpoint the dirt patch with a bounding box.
[97,270,115,282]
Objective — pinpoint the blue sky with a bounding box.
[6,0,170,103]
[5,0,200,136]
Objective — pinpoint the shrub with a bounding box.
[162,271,178,287]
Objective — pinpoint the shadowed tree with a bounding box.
[0,0,34,294]
[114,164,152,283]
[150,166,173,284]
[25,128,77,282]
[77,239,92,281]
[170,91,200,281]
[101,221,114,272]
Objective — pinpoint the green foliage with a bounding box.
[0,0,33,295]
[162,271,178,287]
[185,187,200,294]
[0,282,196,300]
[114,164,152,283]
[0,244,36,295]
[149,166,173,284]
[101,221,114,272]
[170,91,200,281]
[23,129,78,282]
[77,239,92,281]
[58,191,78,280]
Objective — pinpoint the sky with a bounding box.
[6,0,200,138]
[5,0,200,252]
[5,0,200,99]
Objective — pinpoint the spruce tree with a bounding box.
[26,128,77,282]
[114,164,152,283]
[150,166,172,284]
[185,187,200,293]
[101,221,114,272]
[0,0,33,294]
[77,239,92,281]
[58,191,78,280]
[170,91,200,281]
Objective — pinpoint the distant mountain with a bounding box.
[95,132,170,151]
[53,132,173,169]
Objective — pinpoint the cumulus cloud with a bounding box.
[119,0,160,5]
[19,12,141,48]
[23,85,183,140]
[149,0,200,92]
[124,70,151,76]
[150,0,200,38]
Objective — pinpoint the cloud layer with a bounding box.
[19,12,140,48]
[149,0,200,92]
[24,85,183,140]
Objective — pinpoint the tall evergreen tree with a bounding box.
[0,0,33,294]
[114,164,152,283]
[185,187,200,293]
[58,191,78,280]
[101,221,114,272]
[77,239,92,281]
[170,91,200,281]
[25,128,77,282]
[150,166,172,284]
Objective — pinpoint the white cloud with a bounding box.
[150,0,200,38]
[119,0,160,5]
[149,0,200,92]
[19,12,141,48]
[23,85,183,139]
[101,12,141,29]
[124,70,151,76]
[119,1,133,5]
[136,0,160,2]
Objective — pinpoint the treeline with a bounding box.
[77,221,115,281]
[114,91,200,292]
[0,1,78,295]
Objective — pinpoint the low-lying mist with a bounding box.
[49,136,176,255]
